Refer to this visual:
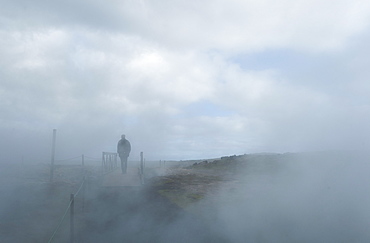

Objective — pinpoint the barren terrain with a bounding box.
[2,151,368,242]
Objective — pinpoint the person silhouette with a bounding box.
[117,134,131,174]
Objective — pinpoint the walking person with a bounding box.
[117,134,131,174]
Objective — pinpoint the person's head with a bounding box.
[121,134,126,139]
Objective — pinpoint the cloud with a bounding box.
[1,0,370,162]
[137,0,370,52]
[4,0,370,52]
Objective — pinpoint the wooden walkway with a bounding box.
[102,167,143,187]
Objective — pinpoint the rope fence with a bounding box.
[47,177,86,243]
[56,155,84,162]
[53,154,101,165]
[44,130,147,242]
[46,151,147,242]
[84,155,101,160]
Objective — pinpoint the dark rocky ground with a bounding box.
[77,157,243,243]
[79,184,227,243]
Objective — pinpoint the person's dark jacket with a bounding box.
[117,139,131,157]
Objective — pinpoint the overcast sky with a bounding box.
[1,0,370,162]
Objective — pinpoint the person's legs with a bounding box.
[120,156,128,174]
[120,156,125,174]
[123,156,128,173]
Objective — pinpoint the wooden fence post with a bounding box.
[82,176,86,214]
[70,193,74,243]
[140,152,144,175]
[50,129,57,182]
[101,152,105,175]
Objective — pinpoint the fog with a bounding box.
[205,152,370,242]
[2,0,370,242]
[2,149,370,242]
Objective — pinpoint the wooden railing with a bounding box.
[102,152,118,173]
